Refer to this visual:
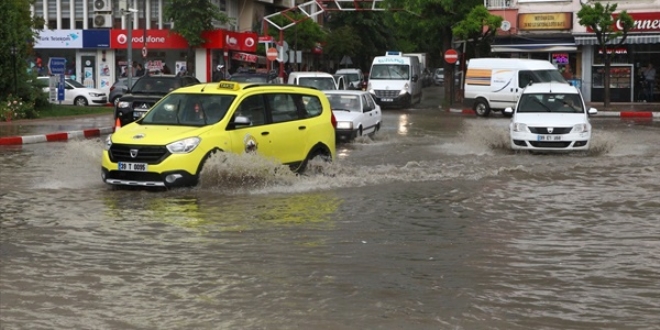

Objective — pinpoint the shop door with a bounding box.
[80,54,96,88]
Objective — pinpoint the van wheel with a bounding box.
[474,99,491,117]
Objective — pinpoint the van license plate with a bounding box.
[382,98,393,102]
[118,162,148,172]
[537,135,561,141]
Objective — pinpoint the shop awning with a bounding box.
[574,34,660,45]
[491,36,577,53]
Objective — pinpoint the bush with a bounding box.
[0,94,35,121]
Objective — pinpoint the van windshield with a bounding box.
[298,77,337,90]
[535,70,567,83]
[517,93,584,113]
[370,64,410,80]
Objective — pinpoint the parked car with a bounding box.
[334,68,365,90]
[114,74,200,126]
[324,90,382,142]
[504,82,597,152]
[288,72,338,90]
[36,77,107,106]
[433,68,444,86]
[109,78,138,106]
[229,70,278,84]
[102,81,336,188]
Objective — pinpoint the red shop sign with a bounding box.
[224,31,258,52]
[588,12,660,32]
[110,29,189,49]
[232,52,258,63]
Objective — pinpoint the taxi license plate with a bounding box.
[118,162,148,172]
[537,135,561,141]
[382,98,393,102]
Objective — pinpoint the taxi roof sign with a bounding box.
[217,81,240,91]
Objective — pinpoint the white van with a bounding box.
[463,58,567,117]
[288,72,339,90]
[368,51,422,108]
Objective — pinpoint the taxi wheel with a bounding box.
[474,99,491,117]
[299,147,331,175]
[195,149,222,184]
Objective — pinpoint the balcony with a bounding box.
[485,0,512,9]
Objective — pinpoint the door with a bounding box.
[361,94,377,134]
[225,95,274,158]
[264,93,308,164]
[80,54,96,88]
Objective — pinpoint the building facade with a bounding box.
[486,0,660,103]
[29,0,298,94]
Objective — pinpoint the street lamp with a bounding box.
[122,3,138,88]
[11,45,17,95]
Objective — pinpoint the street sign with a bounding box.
[259,36,273,43]
[444,49,458,64]
[48,57,67,75]
[267,47,278,61]
[57,74,65,102]
[141,46,148,58]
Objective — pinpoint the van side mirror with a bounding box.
[588,108,598,115]
[503,107,513,114]
[412,74,419,82]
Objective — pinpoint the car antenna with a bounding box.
[200,83,207,93]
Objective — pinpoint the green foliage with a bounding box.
[452,5,502,57]
[163,0,231,47]
[265,12,326,52]
[324,26,362,63]
[0,0,45,109]
[1,95,34,121]
[577,2,633,45]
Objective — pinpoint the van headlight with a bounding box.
[399,83,410,95]
[512,122,529,132]
[571,123,590,133]
[104,134,112,150]
[167,137,201,154]
[117,101,130,108]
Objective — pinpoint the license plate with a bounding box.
[133,111,147,119]
[382,98,393,102]
[118,162,148,172]
[537,135,561,141]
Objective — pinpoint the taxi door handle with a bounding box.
[261,132,270,136]
[298,126,306,130]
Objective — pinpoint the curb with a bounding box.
[0,127,114,146]
[447,108,658,119]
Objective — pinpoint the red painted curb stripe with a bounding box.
[462,109,475,115]
[83,128,101,138]
[45,132,68,142]
[620,111,652,118]
[0,136,23,145]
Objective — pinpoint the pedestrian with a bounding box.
[641,63,656,102]
[136,63,145,76]
[162,64,171,74]
[212,64,225,82]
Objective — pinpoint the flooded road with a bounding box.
[1,99,659,329]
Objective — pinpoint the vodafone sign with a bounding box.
[222,31,258,52]
[110,30,189,49]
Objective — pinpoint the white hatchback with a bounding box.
[37,77,108,106]
[504,83,597,152]
[324,90,382,141]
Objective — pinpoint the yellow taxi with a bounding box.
[101,81,337,188]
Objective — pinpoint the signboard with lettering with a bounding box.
[518,13,572,31]
[612,12,660,32]
[34,30,83,49]
[110,29,189,49]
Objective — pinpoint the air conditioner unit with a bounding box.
[93,14,113,28]
[93,0,111,12]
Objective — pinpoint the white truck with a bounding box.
[403,53,428,71]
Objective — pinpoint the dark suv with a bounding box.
[115,74,200,126]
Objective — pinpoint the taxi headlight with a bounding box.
[117,101,130,108]
[572,123,590,133]
[512,122,529,132]
[167,137,201,154]
[336,121,353,130]
[104,134,112,151]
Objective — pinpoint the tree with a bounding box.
[324,26,362,68]
[163,0,231,75]
[577,2,633,107]
[452,5,502,58]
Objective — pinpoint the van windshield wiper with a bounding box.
[531,98,553,112]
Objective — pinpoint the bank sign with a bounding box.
[34,30,83,48]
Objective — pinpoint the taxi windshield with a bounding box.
[140,93,236,126]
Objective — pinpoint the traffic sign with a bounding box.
[259,36,273,43]
[141,47,148,58]
[48,57,67,75]
[444,49,458,64]
[266,47,278,61]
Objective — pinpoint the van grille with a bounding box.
[529,127,572,134]
[375,90,400,98]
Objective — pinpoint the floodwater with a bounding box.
[1,103,659,329]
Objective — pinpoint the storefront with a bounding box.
[575,12,660,103]
[491,12,580,87]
